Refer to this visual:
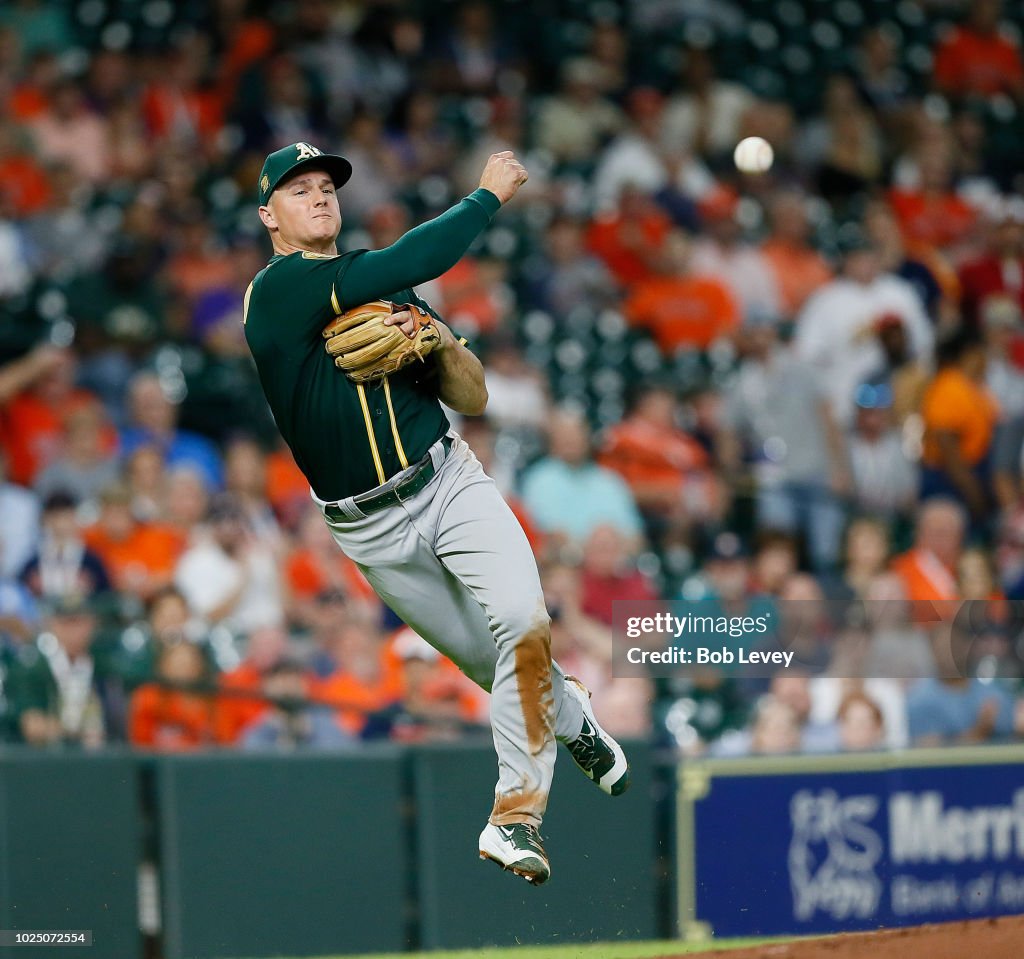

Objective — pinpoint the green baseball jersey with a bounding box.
[244,189,500,501]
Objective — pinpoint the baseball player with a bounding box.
[243,142,629,885]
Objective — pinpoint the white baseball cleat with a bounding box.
[563,676,631,796]
[478,822,551,885]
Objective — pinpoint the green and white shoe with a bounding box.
[478,822,551,885]
[563,676,631,796]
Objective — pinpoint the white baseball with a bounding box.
[733,136,774,174]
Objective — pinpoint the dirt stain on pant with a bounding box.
[515,624,554,755]
[490,787,547,826]
[489,624,555,826]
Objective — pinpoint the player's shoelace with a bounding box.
[500,822,546,857]
[567,716,616,779]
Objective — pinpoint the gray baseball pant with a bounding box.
[315,432,585,827]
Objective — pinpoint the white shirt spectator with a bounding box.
[0,223,31,298]
[483,368,548,433]
[0,482,40,578]
[534,92,624,165]
[661,81,756,157]
[691,239,781,320]
[809,678,909,750]
[794,276,933,425]
[591,133,716,211]
[987,355,1024,418]
[175,535,284,634]
[848,430,918,516]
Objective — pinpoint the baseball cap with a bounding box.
[258,142,353,206]
[854,381,893,410]
[42,490,79,513]
[392,627,440,662]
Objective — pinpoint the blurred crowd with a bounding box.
[2,0,1024,757]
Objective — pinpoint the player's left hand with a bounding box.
[383,304,426,339]
[385,305,453,349]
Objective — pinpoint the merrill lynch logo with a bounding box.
[789,788,1024,921]
[890,789,1024,863]
[789,790,883,921]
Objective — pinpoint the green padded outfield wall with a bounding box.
[0,749,141,959]
[156,750,409,959]
[413,741,658,949]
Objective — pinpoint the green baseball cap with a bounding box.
[258,141,353,205]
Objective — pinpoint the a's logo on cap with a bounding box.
[295,142,322,161]
[260,174,269,194]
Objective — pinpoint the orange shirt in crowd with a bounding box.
[891,548,961,626]
[266,446,310,519]
[129,685,215,750]
[216,18,276,99]
[507,497,544,557]
[761,241,833,317]
[0,154,52,215]
[166,250,235,303]
[390,659,489,742]
[624,275,739,352]
[387,629,488,735]
[888,189,978,253]
[83,522,183,595]
[436,258,503,333]
[141,85,224,144]
[0,388,115,486]
[598,416,711,502]
[284,548,377,603]
[920,368,999,468]
[316,654,403,736]
[417,657,488,725]
[8,84,48,121]
[891,549,960,604]
[215,662,270,745]
[933,27,1024,97]
[586,210,672,288]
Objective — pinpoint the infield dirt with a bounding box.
[674,915,1024,959]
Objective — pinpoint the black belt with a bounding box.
[323,435,453,522]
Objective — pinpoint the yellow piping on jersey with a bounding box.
[331,285,342,315]
[356,384,386,485]
[242,282,254,325]
[382,378,409,469]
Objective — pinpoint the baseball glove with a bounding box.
[322,299,442,384]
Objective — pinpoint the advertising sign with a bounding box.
[677,747,1024,939]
